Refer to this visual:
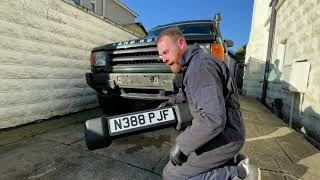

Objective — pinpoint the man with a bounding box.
[156,27,246,180]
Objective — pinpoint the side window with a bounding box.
[91,0,96,13]
[268,41,287,82]
[277,40,287,73]
[73,0,81,5]
[275,40,287,81]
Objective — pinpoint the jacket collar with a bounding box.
[179,43,202,68]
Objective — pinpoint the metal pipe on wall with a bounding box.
[289,92,295,128]
[261,0,279,104]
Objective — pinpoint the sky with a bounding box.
[122,0,254,51]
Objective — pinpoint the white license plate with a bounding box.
[108,108,175,135]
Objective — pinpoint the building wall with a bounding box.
[124,23,147,37]
[104,0,135,25]
[244,0,320,142]
[0,0,137,128]
[242,0,270,98]
[80,0,135,25]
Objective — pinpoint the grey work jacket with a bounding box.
[170,44,245,156]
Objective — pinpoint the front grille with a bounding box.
[111,47,161,65]
[123,88,177,96]
[113,60,161,65]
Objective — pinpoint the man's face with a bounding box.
[157,36,183,74]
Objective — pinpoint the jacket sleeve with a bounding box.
[176,59,226,155]
[169,88,186,105]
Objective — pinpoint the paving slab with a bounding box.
[38,123,85,145]
[152,152,170,175]
[87,132,171,172]
[260,171,286,180]
[142,127,180,146]
[71,127,176,175]
[68,108,104,123]
[0,128,30,147]
[0,137,160,180]
[0,108,103,146]
[240,96,320,179]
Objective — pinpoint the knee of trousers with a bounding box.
[162,163,185,180]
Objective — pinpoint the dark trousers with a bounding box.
[162,142,243,180]
[187,166,243,180]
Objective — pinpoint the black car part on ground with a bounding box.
[84,103,192,150]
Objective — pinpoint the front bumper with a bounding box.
[85,72,182,100]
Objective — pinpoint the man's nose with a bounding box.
[160,55,167,63]
[159,55,167,63]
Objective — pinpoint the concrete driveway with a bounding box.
[1,96,320,180]
[0,105,175,180]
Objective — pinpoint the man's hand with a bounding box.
[157,100,173,109]
[170,144,188,166]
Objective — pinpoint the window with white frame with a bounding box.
[91,0,96,13]
[73,0,81,5]
[276,40,287,73]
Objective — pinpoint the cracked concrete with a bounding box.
[0,96,319,179]
[240,97,320,180]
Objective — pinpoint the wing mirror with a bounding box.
[224,39,234,48]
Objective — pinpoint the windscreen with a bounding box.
[147,23,214,38]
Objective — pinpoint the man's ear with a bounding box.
[177,38,185,49]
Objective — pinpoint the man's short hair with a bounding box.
[156,27,185,45]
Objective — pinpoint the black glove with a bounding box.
[170,144,188,166]
[157,100,173,109]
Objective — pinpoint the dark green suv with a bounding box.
[85,14,233,111]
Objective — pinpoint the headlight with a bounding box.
[93,51,108,66]
[199,43,211,54]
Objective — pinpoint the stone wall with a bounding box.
[244,0,320,142]
[0,0,137,128]
[270,0,320,141]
